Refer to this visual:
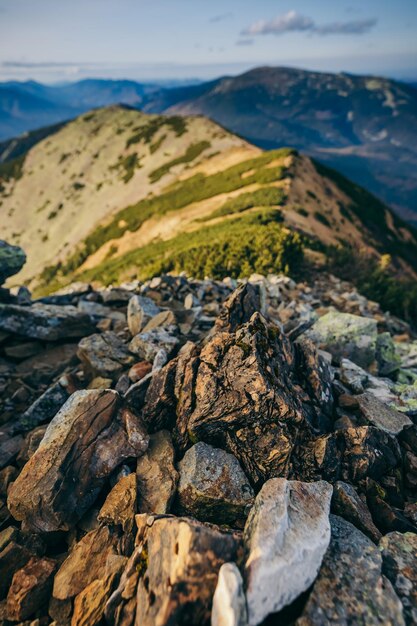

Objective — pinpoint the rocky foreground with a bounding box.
[0,240,416,625]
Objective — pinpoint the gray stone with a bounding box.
[129,327,179,362]
[211,563,248,626]
[356,392,412,435]
[376,332,401,376]
[177,442,254,525]
[304,310,378,369]
[0,303,95,341]
[0,241,26,285]
[77,331,135,380]
[297,515,405,626]
[380,532,417,625]
[127,295,160,336]
[244,478,332,626]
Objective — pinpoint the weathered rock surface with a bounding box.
[0,240,26,285]
[211,562,248,626]
[380,532,417,625]
[127,295,160,336]
[98,472,137,532]
[77,331,135,380]
[53,526,118,600]
[296,516,405,626]
[136,430,178,514]
[8,390,148,532]
[0,303,95,340]
[244,478,332,625]
[356,392,412,434]
[134,514,241,626]
[129,326,179,362]
[304,310,378,369]
[176,442,254,525]
[332,481,381,543]
[6,556,56,621]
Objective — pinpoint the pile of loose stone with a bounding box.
[0,240,416,626]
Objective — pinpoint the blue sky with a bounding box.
[0,0,416,82]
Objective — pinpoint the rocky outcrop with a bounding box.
[244,478,332,625]
[0,240,26,286]
[7,390,148,531]
[297,516,405,625]
[176,442,254,525]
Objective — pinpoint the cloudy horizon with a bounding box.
[0,0,416,83]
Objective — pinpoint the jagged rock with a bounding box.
[366,479,416,534]
[0,527,17,552]
[98,473,137,532]
[211,562,248,626]
[304,310,378,369]
[332,481,381,543]
[296,516,405,626]
[355,392,412,434]
[70,555,126,626]
[8,390,149,532]
[127,295,160,336]
[174,313,322,487]
[244,478,332,626]
[0,303,95,341]
[380,532,417,625]
[293,426,401,485]
[6,557,57,621]
[136,430,178,514]
[176,442,254,525]
[129,326,179,362]
[53,526,118,601]
[214,282,263,333]
[77,331,135,380]
[0,541,32,598]
[339,358,399,406]
[0,434,24,470]
[133,513,241,626]
[0,241,26,285]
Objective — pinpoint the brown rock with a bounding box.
[8,390,149,532]
[0,541,32,598]
[6,557,57,621]
[98,473,137,532]
[134,514,241,626]
[0,466,18,496]
[332,481,381,543]
[53,526,118,601]
[136,430,178,514]
[128,361,152,383]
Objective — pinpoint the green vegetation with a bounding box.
[149,141,211,183]
[314,212,331,227]
[111,153,142,183]
[296,207,309,217]
[200,187,286,221]
[43,210,303,290]
[126,116,187,148]
[41,147,295,282]
[0,154,26,183]
[314,160,417,272]
[150,134,166,154]
[327,246,417,322]
[72,181,85,191]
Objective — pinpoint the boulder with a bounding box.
[129,326,179,362]
[296,516,405,626]
[0,303,95,341]
[134,514,241,626]
[304,310,378,369]
[176,442,254,525]
[8,390,149,532]
[380,532,417,625]
[211,562,248,626]
[127,295,160,336]
[0,240,26,285]
[136,430,178,514]
[244,478,332,625]
[6,557,57,621]
[77,331,135,380]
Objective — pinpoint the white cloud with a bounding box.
[242,10,377,37]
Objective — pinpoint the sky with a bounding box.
[0,0,416,83]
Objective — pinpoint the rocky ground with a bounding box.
[0,239,416,626]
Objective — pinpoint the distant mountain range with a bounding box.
[1,68,417,221]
